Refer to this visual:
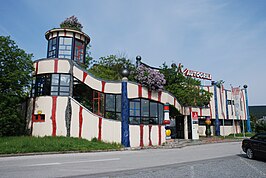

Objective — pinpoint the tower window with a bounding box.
[48,38,57,58]
[74,39,85,63]
[58,37,72,59]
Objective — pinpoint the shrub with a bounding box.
[255,118,266,133]
[60,16,83,31]
[135,64,166,91]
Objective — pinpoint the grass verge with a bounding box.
[0,136,122,154]
[224,132,255,138]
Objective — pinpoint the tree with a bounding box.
[60,16,83,32]
[255,117,266,133]
[160,63,212,107]
[88,55,136,81]
[135,64,166,91]
[0,36,33,136]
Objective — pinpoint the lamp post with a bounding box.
[212,81,220,136]
[243,85,252,133]
[121,68,130,147]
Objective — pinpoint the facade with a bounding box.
[28,27,251,147]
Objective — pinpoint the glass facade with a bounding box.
[105,94,121,121]
[32,74,70,97]
[58,37,72,59]
[74,39,85,63]
[129,98,164,125]
[47,36,86,64]
[48,38,57,58]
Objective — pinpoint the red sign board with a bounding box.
[183,68,212,80]
[192,112,198,120]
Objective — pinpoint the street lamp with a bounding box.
[243,85,252,132]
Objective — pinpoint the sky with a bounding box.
[0,0,266,106]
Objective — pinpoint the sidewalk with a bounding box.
[129,136,244,150]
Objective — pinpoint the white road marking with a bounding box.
[240,157,266,176]
[24,162,61,167]
[190,165,195,178]
[23,158,120,167]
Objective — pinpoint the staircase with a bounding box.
[162,139,202,149]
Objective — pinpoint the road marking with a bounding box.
[23,158,120,167]
[190,165,195,178]
[240,157,266,176]
[63,158,120,164]
[24,162,61,167]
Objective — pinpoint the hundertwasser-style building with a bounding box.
[28,26,251,147]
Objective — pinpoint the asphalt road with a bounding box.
[0,142,265,178]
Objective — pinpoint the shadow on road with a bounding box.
[236,153,266,163]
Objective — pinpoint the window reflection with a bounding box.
[58,37,72,59]
[130,99,163,125]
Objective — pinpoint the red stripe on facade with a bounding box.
[31,98,36,134]
[83,72,88,83]
[138,84,142,98]
[200,108,202,116]
[54,59,58,73]
[140,124,144,147]
[148,90,152,100]
[35,62,39,74]
[158,91,162,102]
[207,86,213,119]
[101,81,106,93]
[79,106,83,138]
[149,125,152,146]
[158,125,161,145]
[98,117,102,141]
[51,96,57,136]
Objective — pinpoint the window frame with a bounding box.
[104,94,121,121]
[74,39,85,63]
[58,37,73,59]
[47,37,58,58]
[129,98,164,125]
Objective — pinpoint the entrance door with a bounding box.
[187,116,192,139]
[176,116,184,139]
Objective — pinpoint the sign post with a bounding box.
[191,111,199,140]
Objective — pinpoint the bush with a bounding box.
[135,64,166,91]
[60,16,83,31]
[255,118,266,133]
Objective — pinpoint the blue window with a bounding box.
[48,38,57,58]
[58,37,72,59]
[129,99,163,125]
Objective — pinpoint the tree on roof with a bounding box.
[60,16,83,31]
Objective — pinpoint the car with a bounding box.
[242,132,266,159]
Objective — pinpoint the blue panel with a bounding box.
[214,85,220,136]
[121,81,130,147]
[225,90,229,120]
[244,88,252,132]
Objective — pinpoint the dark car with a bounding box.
[242,133,266,159]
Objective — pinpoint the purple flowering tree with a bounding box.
[135,64,166,91]
[60,16,83,31]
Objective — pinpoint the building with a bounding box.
[28,26,251,147]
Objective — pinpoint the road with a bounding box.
[0,142,265,178]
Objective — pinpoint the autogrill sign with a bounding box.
[183,68,212,80]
